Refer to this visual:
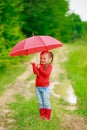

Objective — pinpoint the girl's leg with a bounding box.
[36,87,52,120]
[35,87,45,119]
[35,87,44,108]
[43,87,52,120]
[43,87,51,109]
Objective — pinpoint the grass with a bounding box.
[9,94,68,130]
[0,64,26,95]
[64,42,87,117]
[2,41,87,129]
[0,55,33,95]
[7,42,87,129]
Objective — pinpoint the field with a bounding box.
[65,41,87,117]
[0,42,87,130]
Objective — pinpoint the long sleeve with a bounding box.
[31,64,39,75]
[39,64,52,76]
[32,64,52,87]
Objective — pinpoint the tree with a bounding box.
[81,22,87,41]
[61,13,83,42]
[21,0,69,39]
[0,0,25,69]
[68,13,82,41]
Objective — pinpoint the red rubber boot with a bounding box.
[45,109,51,120]
[39,108,45,119]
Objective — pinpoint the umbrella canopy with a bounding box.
[10,35,62,56]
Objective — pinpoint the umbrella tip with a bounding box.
[32,33,34,36]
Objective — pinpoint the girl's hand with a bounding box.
[31,63,40,69]
[37,64,40,68]
[30,62,36,66]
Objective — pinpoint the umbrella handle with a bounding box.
[32,33,34,36]
[36,53,40,65]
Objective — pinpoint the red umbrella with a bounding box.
[10,35,62,56]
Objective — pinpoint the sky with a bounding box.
[69,0,87,21]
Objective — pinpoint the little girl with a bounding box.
[31,51,53,120]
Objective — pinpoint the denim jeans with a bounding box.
[36,87,51,109]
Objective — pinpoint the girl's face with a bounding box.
[40,53,50,64]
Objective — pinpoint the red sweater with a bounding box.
[32,64,52,87]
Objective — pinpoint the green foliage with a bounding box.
[0,0,25,46]
[59,13,83,42]
[21,0,69,38]
[0,0,26,70]
[65,42,87,117]
[81,22,87,41]
[0,63,26,95]
[0,0,87,73]
[9,95,65,130]
[67,13,83,42]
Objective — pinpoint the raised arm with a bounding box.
[31,63,39,75]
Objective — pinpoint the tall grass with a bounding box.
[3,42,87,129]
[0,64,26,95]
[9,94,68,130]
[65,42,87,117]
[0,55,32,95]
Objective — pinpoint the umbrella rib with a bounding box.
[38,36,48,51]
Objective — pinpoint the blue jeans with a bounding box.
[36,87,51,109]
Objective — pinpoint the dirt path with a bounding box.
[0,57,36,130]
[51,46,87,130]
[0,45,87,130]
